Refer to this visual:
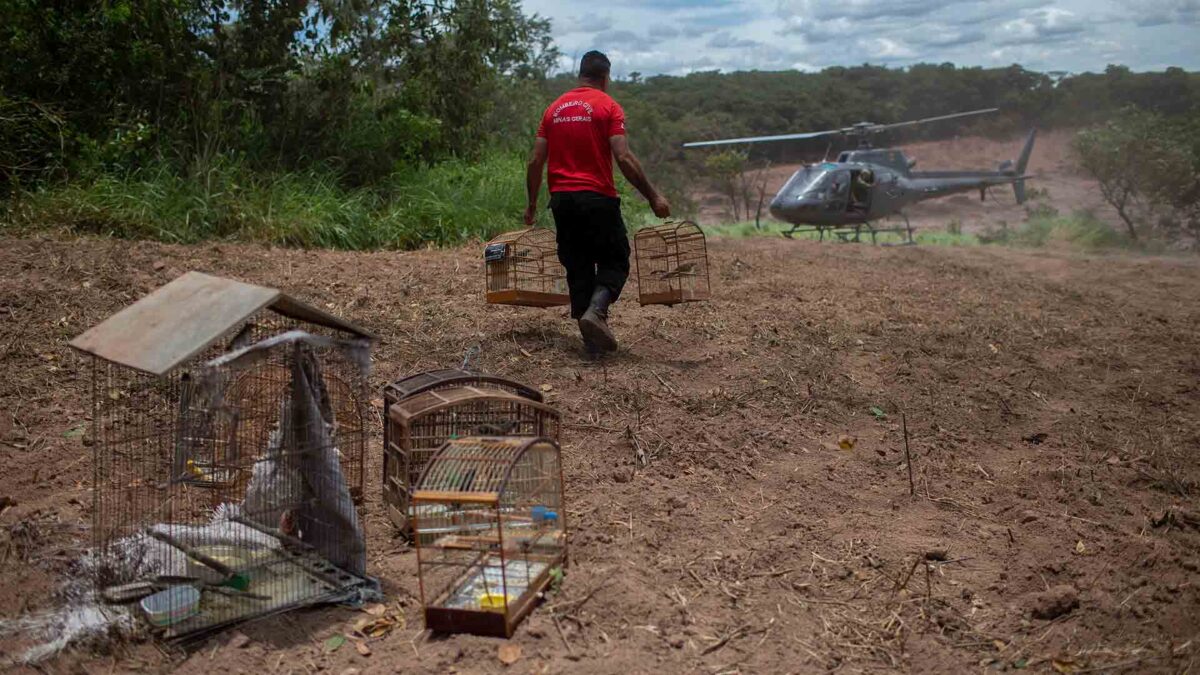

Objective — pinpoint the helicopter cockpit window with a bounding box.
[812,170,849,198]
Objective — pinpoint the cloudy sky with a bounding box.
[521,0,1200,76]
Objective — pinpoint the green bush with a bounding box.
[980,211,1128,249]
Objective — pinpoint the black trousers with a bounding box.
[549,191,630,319]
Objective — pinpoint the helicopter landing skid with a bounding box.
[781,216,914,245]
[781,224,837,241]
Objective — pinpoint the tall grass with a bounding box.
[0,152,653,249]
[704,211,1137,252]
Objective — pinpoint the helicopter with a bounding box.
[683,109,1036,243]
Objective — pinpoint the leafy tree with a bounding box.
[1073,109,1199,241]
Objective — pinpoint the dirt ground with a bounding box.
[694,130,1121,234]
[1,232,1198,674]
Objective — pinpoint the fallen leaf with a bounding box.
[837,435,857,450]
[152,260,166,271]
[989,343,1000,354]
[353,615,399,639]
[362,603,387,616]
[539,383,554,393]
[993,639,1007,651]
[324,635,346,653]
[354,640,371,657]
[869,406,887,420]
[497,643,522,665]
[63,425,86,439]
[1074,540,1087,555]
[1052,657,1077,673]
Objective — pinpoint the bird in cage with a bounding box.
[654,261,698,280]
[472,419,519,435]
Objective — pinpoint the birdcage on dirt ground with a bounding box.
[382,369,543,527]
[413,436,566,637]
[384,385,560,531]
[634,221,710,306]
[484,228,569,307]
[69,271,377,639]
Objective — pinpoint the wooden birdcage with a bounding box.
[68,272,377,639]
[484,228,569,307]
[384,386,560,531]
[382,370,543,530]
[634,221,711,306]
[413,436,567,637]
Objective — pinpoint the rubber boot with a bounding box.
[578,286,618,353]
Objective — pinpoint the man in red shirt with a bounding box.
[524,51,671,353]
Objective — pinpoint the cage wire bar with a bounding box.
[412,437,566,637]
[634,220,711,306]
[384,385,560,531]
[75,272,376,639]
[484,228,569,307]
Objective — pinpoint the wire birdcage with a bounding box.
[382,369,543,529]
[70,272,376,640]
[412,436,567,637]
[384,386,560,531]
[484,228,569,307]
[634,220,711,306]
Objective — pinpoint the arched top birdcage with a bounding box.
[484,228,569,307]
[411,437,566,637]
[382,385,560,531]
[634,220,710,306]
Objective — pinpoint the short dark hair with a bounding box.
[579,51,611,81]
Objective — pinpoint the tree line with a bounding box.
[1,1,1196,245]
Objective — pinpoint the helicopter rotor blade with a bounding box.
[682,108,1000,149]
[682,129,844,148]
[864,108,999,134]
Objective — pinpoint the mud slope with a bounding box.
[1,234,1198,673]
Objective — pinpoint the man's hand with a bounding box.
[650,194,671,219]
[523,204,537,226]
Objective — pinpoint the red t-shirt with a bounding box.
[536,87,626,198]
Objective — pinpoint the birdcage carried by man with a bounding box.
[634,220,710,306]
[484,228,570,307]
[383,385,560,531]
[412,436,567,637]
[70,272,377,639]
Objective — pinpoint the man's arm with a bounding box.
[524,138,548,226]
[610,135,671,218]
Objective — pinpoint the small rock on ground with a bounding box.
[1030,584,1079,620]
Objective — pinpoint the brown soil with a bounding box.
[695,130,1121,234]
[1,233,1199,673]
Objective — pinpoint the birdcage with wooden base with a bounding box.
[382,370,543,529]
[69,272,376,640]
[484,228,569,307]
[413,436,567,637]
[384,386,561,531]
[634,221,710,306]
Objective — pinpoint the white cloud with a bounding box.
[522,0,1199,75]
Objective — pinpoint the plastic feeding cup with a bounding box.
[140,585,201,627]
